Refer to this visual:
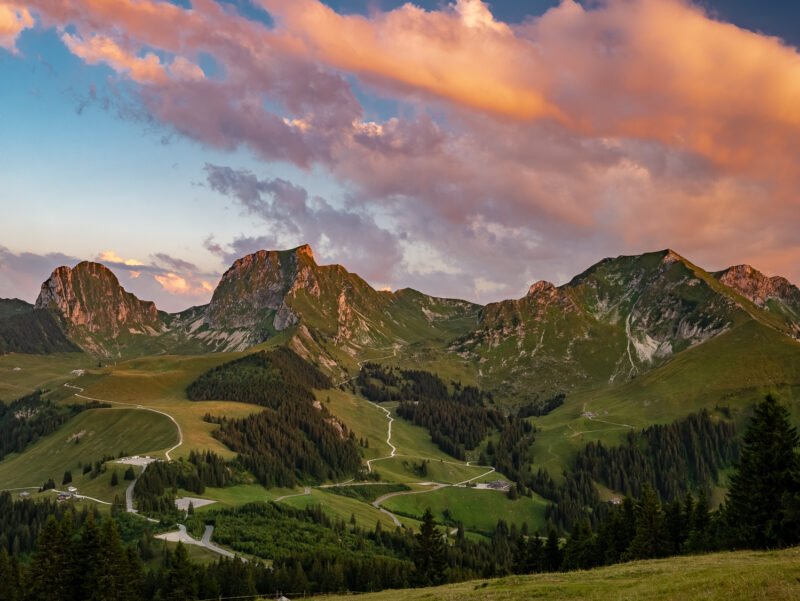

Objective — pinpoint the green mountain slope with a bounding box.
[449,250,797,405]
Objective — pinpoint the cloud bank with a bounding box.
[4,0,800,305]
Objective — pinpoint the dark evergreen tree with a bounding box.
[0,547,18,601]
[413,509,447,585]
[543,530,562,572]
[165,543,197,601]
[684,490,711,553]
[26,516,70,601]
[561,520,596,571]
[625,485,668,560]
[724,395,800,549]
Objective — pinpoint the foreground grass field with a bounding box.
[321,547,800,601]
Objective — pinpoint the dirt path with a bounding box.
[365,401,396,472]
[274,486,311,503]
[63,382,183,459]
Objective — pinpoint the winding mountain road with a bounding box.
[155,524,237,560]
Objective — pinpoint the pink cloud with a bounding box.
[0,2,33,53]
[12,0,800,300]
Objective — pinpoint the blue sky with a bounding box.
[1,1,799,311]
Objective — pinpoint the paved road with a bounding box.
[155,524,236,559]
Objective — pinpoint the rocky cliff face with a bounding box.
[716,264,800,307]
[206,245,316,332]
[35,261,163,355]
[715,264,800,336]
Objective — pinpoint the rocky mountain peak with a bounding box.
[206,246,321,334]
[527,280,556,297]
[295,243,315,262]
[715,264,800,308]
[661,248,686,266]
[35,261,162,345]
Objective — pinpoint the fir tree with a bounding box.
[625,485,668,560]
[0,548,17,601]
[724,395,800,549]
[413,509,447,585]
[165,543,197,601]
[543,529,562,572]
[26,516,70,601]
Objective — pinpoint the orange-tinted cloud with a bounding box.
[61,32,204,84]
[0,2,33,53]
[263,0,800,176]
[12,0,800,299]
[154,272,190,294]
[154,272,215,296]
[98,250,144,266]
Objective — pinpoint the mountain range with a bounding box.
[2,245,799,404]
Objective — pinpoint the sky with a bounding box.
[1,0,799,312]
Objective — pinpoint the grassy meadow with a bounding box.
[320,547,800,601]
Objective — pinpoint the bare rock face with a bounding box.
[716,265,800,308]
[35,262,162,339]
[206,245,318,332]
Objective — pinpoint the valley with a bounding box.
[1,245,799,597]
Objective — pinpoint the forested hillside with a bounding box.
[189,348,361,487]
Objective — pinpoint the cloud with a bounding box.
[0,246,219,313]
[0,247,79,303]
[152,252,199,273]
[98,250,144,266]
[264,0,800,176]
[154,272,191,294]
[0,2,33,54]
[61,32,204,85]
[14,0,800,301]
[204,164,403,282]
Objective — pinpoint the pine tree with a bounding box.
[543,529,562,572]
[685,490,711,553]
[76,512,102,601]
[110,470,119,486]
[561,520,595,570]
[94,517,128,601]
[62,471,73,485]
[0,548,17,601]
[724,395,800,548]
[165,542,197,601]
[26,516,70,601]
[413,508,447,585]
[625,485,668,560]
